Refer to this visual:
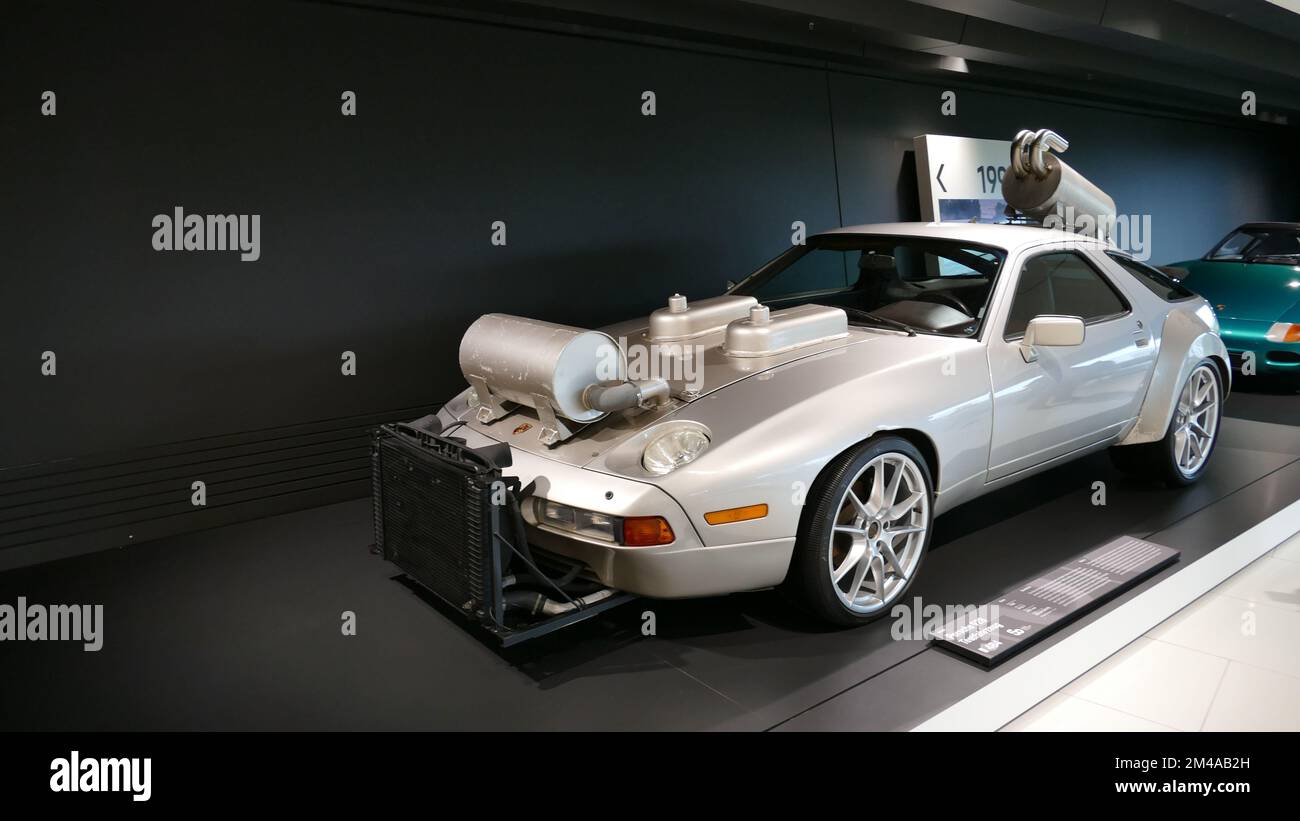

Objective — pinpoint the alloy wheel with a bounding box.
[1173,364,1220,477]
[826,452,929,614]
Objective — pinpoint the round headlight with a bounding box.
[642,428,710,475]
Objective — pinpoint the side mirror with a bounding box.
[1020,315,1085,363]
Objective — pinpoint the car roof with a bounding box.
[816,221,1108,253]
[1234,222,1300,231]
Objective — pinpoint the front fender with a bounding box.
[636,340,992,546]
[1119,304,1229,446]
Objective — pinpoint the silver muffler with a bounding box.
[1004,128,1116,241]
[459,313,668,445]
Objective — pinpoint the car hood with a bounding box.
[1171,258,1300,322]
[447,320,937,469]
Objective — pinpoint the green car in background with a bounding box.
[1165,222,1300,382]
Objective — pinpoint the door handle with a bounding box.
[1131,320,1150,347]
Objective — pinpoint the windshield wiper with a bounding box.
[842,308,917,336]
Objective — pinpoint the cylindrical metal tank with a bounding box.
[1003,153,1116,229]
[1004,129,1116,241]
[459,314,625,422]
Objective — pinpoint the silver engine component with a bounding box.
[1004,128,1116,241]
[460,313,625,443]
[724,304,849,357]
[649,293,757,341]
[583,378,671,412]
[459,313,673,445]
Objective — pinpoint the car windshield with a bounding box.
[1206,227,1300,263]
[730,234,1006,337]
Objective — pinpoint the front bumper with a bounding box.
[1220,319,1300,375]
[449,423,794,599]
[526,523,795,599]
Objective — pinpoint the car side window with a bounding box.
[1105,252,1196,302]
[1004,251,1129,339]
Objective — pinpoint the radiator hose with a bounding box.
[504,588,617,617]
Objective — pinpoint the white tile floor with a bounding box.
[1003,531,1300,732]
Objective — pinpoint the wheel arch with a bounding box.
[1120,307,1230,446]
[1208,353,1232,398]
[806,427,940,500]
[791,427,940,553]
[883,427,941,493]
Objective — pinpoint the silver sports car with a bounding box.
[440,221,1229,625]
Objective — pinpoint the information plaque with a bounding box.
[931,536,1179,667]
[913,134,1012,224]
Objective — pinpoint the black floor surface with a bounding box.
[1220,373,1299,425]
[1,392,1298,730]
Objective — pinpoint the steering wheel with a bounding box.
[914,290,973,317]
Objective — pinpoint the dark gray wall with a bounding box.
[1,0,840,467]
[1,0,1295,563]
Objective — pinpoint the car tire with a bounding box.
[1109,359,1223,487]
[787,435,934,627]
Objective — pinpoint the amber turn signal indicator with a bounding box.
[1267,322,1300,343]
[622,516,675,546]
[703,503,769,526]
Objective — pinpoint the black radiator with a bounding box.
[371,420,637,645]
[371,423,505,625]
